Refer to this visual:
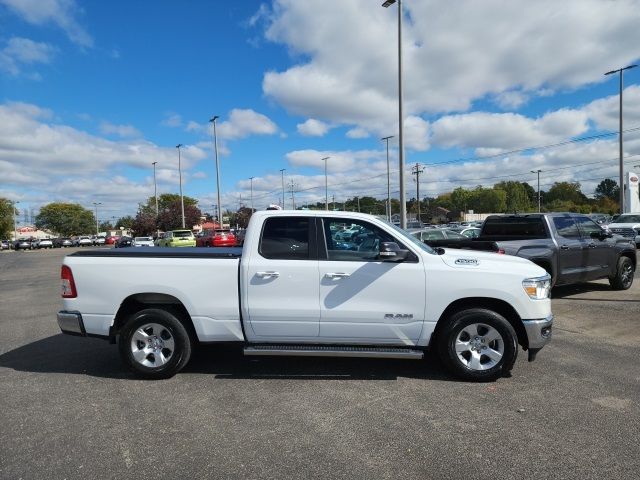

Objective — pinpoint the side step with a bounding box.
[244,344,424,360]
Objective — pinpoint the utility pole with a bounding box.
[356,196,360,212]
[92,202,102,235]
[531,169,542,213]
[249,177,254,212]
[279,169,286,208]
[322,157,330,210]
[332,194,335,211]
[288,179,297,210]
[176,144,185,229]
[381,135,394,222]
[209,116,223,228]
[411,163,424,224]
[13,200,19,242]
[605,64,637,213]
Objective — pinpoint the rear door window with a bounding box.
[259,217,310,260]
[552,217,580,239]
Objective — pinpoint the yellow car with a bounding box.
[157,230,196,247]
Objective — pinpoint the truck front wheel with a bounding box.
[609,256,634,290]
[437,309,518,382]
[118,308,192,379]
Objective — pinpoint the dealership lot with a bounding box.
[1,248,639,479]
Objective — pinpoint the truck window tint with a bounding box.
[481,217,547,238]
[574,216,602,238]
[323,218,397,261]
[552,217,580,238]
[260,217,310,260]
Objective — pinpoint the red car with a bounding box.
[196,229,236,247]
[105,235,120,245]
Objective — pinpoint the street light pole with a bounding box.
[381,135,394,222]
[322,157,330,210]
[13,200,19,242]
[605,64,637,214]
[209,116,223,228]
[152,161,159,217]
[249,177,255,212]
[531,169,542,213]
[279,169,286,208]
[382,0,406,229]
[176,144,185,228]
[92,202,102,235]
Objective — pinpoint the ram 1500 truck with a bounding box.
[57,210,553,381]
[476,213,636,289]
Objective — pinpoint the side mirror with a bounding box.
[378,242,409,262]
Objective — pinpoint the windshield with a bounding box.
[173,231,193,238]
[135,237,152,241]
[382,220,436,255]
[615,214,640,223]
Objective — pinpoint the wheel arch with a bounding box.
[431,297,528,350]
[112,293,198,343]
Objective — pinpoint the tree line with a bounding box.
[0,178,634,238]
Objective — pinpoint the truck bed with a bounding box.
[70,247,243,258]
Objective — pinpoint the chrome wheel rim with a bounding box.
[455,323,504,371]
[621,263,633,287]
[130,323,175,368]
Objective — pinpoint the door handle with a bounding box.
[256,271,280,278]
[560,245,570,250]
[325,272,351,279]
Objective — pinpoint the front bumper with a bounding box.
[522,314,553,361]
[57,311,86,336]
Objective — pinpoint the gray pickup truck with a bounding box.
[476,213,636,289]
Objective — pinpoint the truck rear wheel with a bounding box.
[437,308,518,382]
[609,256,634,290]
[118,308,192,379]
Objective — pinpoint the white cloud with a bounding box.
[584,85,640,131]
[259,0,640,144]
[346,127,369,139]
[0,37,56,76]
[0,0,93,47]
[99,121,142,138]
[161,113,183,128]
[297,118,331,136]
[216,109,279,140]
[431,109,589,151]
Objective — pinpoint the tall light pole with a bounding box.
[249,177,255,212]
[531,169,542,213]
[13,200,19,242]
[322,157,330,210]
[279,169,286,208]
[176,144,186,228]
[92,202,102,235]
[382,0,406,229]
[209,116,223,228]
[381,135,394,221]
[412,163,424,224]
[152,161,159,217]
[605,64,637,214]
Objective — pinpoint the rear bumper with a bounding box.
[522,314,553,361]
[57,310,86,336]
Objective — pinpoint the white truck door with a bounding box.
[245,216,320,337]
[318,217,426,344]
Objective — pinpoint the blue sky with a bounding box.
[1,0,640,222]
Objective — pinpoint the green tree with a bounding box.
[0,198,16,239]
[594,179,619,202]
[450,187,471,213]
[545,182,588,205]
[494,181,533,212]
[36,203,94,236]
[471,186,506,213]
[117,216,135,229]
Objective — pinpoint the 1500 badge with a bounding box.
[384,314,414,319]
[455,258,479,266]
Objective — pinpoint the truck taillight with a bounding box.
[61,265,77,298]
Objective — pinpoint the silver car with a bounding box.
[132,236,155,247]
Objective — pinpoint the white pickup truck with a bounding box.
[57,210,553,381]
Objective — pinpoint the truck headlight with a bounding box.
[522,274,551,300]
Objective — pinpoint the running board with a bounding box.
[244,344,424,360]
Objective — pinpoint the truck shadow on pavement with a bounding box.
[553,281,640,301]
[0,334,452,382]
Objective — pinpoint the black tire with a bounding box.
[437,308,518,382]
[118,308,192,379]
[609,256,634,290]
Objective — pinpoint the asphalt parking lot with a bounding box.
[1,248,639,479]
